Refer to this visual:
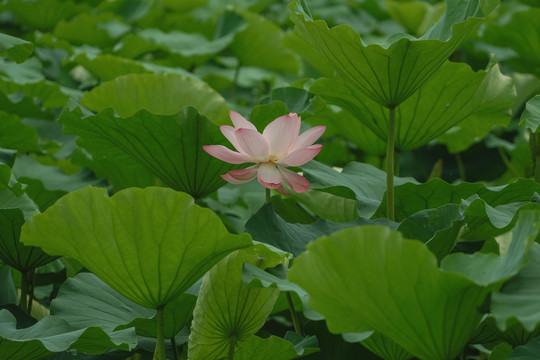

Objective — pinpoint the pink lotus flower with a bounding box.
[203,111,325,194]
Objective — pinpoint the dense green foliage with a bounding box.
[1,0,540,359]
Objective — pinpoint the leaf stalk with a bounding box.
[386,106,396,221]
[153,306,166,360]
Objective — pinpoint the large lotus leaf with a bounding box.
[0,266,18,306]
[441,211,540,289]
[288,226,490,360]
[4,0,89,31]
[374,177,540,241]
[71,53,196,82]
[51,272,196,339]
[0,309,136,359]
[508,335,540,359]
[289,0,498,107]
[188,245,282,360]
[245,203,396,257]
[121,10,246,64]
[0,165,39,220]
[309,61,514,152]
[375,177,540,219]
[301,161,416,218]
[436,63,516,153]
[305,97,387,156]
[0,33,33,63]
[80,73,229,124]
[121,291,197,338]
[20,186,252,309]
[397,203,465,261]
[12,155,103,211]
[59,104,233,198]
[360,332,413,360]
[282,32,334,77]
[243,262,323,321]
[482,7,540,76]
[291,188,360,223]
[492,243,540,332]
[50,272,155,331]
[520,95,540,133]
[0,208,57,272]
[230,9,299,74]
[71,53,148,81]
[385,0,445,36]
[53,12,129,47]
[0,112,39,152]
[0,59,71,109]
[234,333,319,360]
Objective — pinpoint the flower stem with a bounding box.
[228,336,236,360]
[498,147,520,178]
[535,154,540,183]
[286,292,302,335]
[386,106,396,221]
[530,131,540,183]
[153,306,165,360]
[266,188,271,204]
[26,269,35,314]
[19,270,28,313]
[171,336,179,360]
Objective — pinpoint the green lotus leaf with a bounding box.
[291,188,359,223]
[397,203,465,261]
[230,9,299,73]
[288,225,490,360]
[441,210,540,289]
[492,242,540,332]
[51,271,197,339]
[301,161,416,218]
[245,203,396,257]
[12,155,103,211]
[20,186,252,309]
[0,165,39,219]
[59,104,234,198]
[4,0,89,31]
[50,272,155,332]
[0,33,33,63]
[0,112,39,152]
[243,262,323,321]
[0,58,71,109]
[484,316,540,348]
[306,321,378,359]
[360,332,413,360]
[310,61,514,153]
[437,62,516,153]
[0,208,57,272]
[482,7,540,76]
[122,291,197,338]
[120,9,245,64]
[71,53,148,82]
[234,333,319,360]
[80,73,229,123]
[305,97,387,156]
[70,53,197,82]
[53,12,129,47]
[0,266,18,306]
[508,335,540,359]
[290,0,498,107]
[188,245,283,360]
[376,177,540,240]
[385,0,445,36]
[520,95,540,133]
[0,309,136,359]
